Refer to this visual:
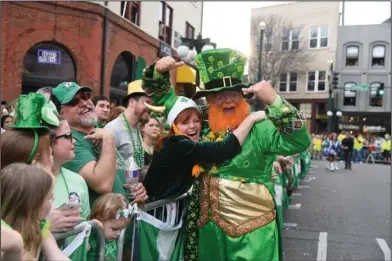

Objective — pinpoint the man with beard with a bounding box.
[51,82,147,206]
[92,95,111,128]
[105,80,153,172]
[191,48,311,261]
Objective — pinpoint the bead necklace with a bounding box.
[122,113,144,168]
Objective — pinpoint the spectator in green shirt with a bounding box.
[51,82,148,206]
[49,116,90,230]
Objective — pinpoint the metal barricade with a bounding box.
[53,220,105,261]
[116,192,191,261]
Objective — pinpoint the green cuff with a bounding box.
[142,64,173,106]
[270,95,283,108]
[265,95,305,134]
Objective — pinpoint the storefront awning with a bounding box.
[176,64,196,85]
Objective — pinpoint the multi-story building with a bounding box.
[250,2,340,133]
[1,1,202,105]
[334,21,391,135]
[100,1,201,48]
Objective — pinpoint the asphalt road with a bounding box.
[282,160,391,261]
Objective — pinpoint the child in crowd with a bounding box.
[87,193,132,261]
[1,163,69,261]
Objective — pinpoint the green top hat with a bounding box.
[52,82,92,105]
[192,48,253,100]
[142,63,200,126]
[7,93,59,132]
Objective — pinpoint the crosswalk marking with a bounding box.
[298,185,310,188]
[288,203,301,209]
[284,223,297,228]
[291,193,301,196]
[316,232,328,261]
[376,238,391,261]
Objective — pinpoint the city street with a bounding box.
[282,160,391,261]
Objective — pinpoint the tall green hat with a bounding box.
[7,92,60,163]
[192,48,253,100]
[7,93,59,132]
[141,63,200,126]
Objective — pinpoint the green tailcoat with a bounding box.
[198,97,311,261]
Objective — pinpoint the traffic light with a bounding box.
[376,83,384,97]
[332,72,339,89]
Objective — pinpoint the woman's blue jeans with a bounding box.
[353,149,363,162]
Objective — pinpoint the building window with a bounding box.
[369,82,384,107]
[263,32,272,52]
[299,103,312,119]
[282,29,299,51]
[159,1,173,45]
[345,45,359,67]
[371,45,386,67]
[343,82,357,106]
[307,71,326,91]
[279,72,297,92]
[309,26,328,49]
[120,1,140,25]
[185,22,195,39]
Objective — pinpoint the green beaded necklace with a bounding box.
[122,113,144,168]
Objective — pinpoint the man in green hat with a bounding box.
[190,48,311,261]
[51,82,148,206]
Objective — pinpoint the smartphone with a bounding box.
[57,203,79,210]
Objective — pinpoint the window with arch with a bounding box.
[369,82,384,107]
[345,45,359,67]
[343,82,357,106]
[23,42,76,80]
[371,45,386,67]
[110,51,136,92]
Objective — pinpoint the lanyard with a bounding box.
[60,169,70,195]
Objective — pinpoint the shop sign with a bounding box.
[338,123,360,130]
[363,125,386,132]
[37,49,61,64]
[158,42,172,57]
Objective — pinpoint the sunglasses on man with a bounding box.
[64,92,92,107]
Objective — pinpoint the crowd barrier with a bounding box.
[48,152,312,261]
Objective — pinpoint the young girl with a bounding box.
[327,133,341,171]
[87,193,131,261]
[1,163,69,261]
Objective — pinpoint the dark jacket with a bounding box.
[143,133,241,201]
[342,137,354,152]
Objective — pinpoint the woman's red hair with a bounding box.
[155,108,201,151]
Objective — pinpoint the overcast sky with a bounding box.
[202,1,391,56]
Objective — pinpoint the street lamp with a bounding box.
[177,33,216,88]
[327,110,343,132]
[257,21,266,82]
[255,21,266,111]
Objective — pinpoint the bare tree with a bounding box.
[249,15,314,88]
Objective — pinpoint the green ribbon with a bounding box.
[27,130,39,164]
[41,101,60,127]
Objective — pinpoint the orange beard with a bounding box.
[208,98,250,133]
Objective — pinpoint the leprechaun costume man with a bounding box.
[192,48,311,261]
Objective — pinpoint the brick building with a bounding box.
[1,1,164,104]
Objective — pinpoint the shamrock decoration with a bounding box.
[115,203,139,219]
[180,97,189,103]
